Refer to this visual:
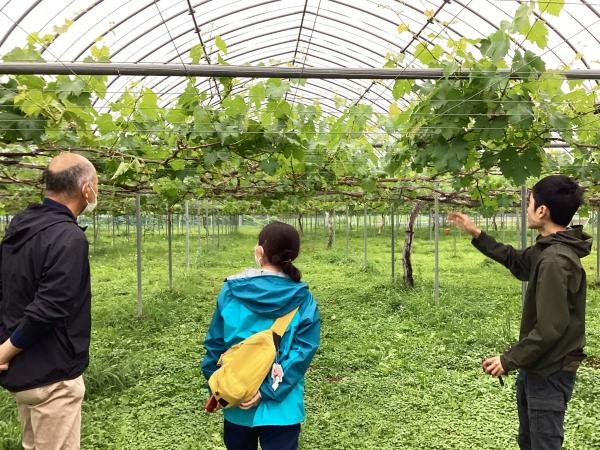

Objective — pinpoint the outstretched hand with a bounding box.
[448,212,481,238]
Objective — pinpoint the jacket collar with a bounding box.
[43,197,76,221]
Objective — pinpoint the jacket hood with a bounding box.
[225,270,310,318]
[2,204,76,253]
[537,225,592,258]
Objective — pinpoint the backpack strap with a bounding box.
[270,307,299,337]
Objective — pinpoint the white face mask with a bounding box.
[81,185,98,215]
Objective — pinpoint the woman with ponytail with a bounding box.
[202,221,321,450]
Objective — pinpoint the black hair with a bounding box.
[258,221,302,282]
[531,175,583,227]
[44,163,91,197]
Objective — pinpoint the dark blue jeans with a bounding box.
[223,420,301,450]
[516,370,576,450]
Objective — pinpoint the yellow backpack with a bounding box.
[207,307,299,410]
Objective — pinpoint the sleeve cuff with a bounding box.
[471,231,495,251]
[259,380,277,401]
[471,231,486,245]
[9,327,28,349]
[9,317,51,349]
[500,353,517,373]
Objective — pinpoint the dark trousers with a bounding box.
[223,420,301,450]
[516,370,576,450]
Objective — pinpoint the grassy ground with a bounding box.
[0,221,599,449]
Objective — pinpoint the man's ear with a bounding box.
[81,182,90,201]
[538,205,550,220]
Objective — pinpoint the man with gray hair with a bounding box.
[0,152,97,450]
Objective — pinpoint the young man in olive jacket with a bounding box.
[0,152,98,450]
[449,175,592,450]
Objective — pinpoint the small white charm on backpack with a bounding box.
[271,363,284,391]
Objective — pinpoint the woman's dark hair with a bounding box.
[258,221,302,282]
[532,175,583,227]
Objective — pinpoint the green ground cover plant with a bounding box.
[1,225,598,449]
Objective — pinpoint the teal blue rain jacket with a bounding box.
[202,269,321,427]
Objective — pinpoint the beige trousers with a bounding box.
[14,376,85,450]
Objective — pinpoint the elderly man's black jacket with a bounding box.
[0,201,91,391]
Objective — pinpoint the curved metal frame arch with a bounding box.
[103,7,407,76]
[136,20,388,69]
[155,55,395,116]
[56,0,141,60]
[532,9,590,68]
[2,0,596,119]
[347,0,578,103]
[67,0,452,98]
[71,0,163,61]
[461,0,583,68]
[100,38,388,109]
[2,0,593,72]
[101,33,396,108]
[98,2,442,107]
[103,58,376,115]
[157,52,378,101]
[0,0,43,47]
[62,0,471,112]
[103,0,281,61]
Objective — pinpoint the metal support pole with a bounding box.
[211,209,215,248]
[332,210,336,246]
[391,202,396,283]
[205,202,209,252]
[197,201,202,256]
[521,185,528,304]
[167,207,173,290]
[515,208,520,246]
[345,205,350,259]
[185,200,190,270]
[1,62,600,80]
[363,204,368,270]
[428,210,432,241]
[216,211,220,249]
[136,194,143,318]
[596,206,599,284]
[434,191,440,305]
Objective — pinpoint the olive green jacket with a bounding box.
[472,226,592,376]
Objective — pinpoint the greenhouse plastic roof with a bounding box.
[0,0,599,116]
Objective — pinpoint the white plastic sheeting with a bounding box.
[0,0,598,116]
